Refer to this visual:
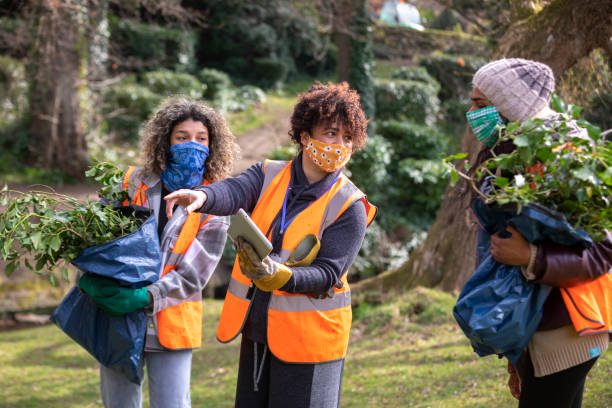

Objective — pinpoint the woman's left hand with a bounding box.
[490,226,531,266]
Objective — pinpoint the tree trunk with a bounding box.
[499,0,612,77]
[333,0,355,83]
[28,0,88,179]
[352,0,612,297]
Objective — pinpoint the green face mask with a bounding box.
[466,106,503,147]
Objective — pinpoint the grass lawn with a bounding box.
[0,287,609,407]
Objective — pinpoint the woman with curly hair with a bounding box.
[78,95,236,408]
[165,82,377,408]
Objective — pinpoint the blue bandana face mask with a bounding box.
[161,142,209,191]
[466,106,503,147]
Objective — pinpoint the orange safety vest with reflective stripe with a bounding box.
[216,160,376,363]
[561,273,612,336]
[122,166,212,349]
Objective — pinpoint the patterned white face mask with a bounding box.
[304,137,352,173]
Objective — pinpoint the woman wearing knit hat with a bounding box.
[466,58,612,408]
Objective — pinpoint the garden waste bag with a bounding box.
[453,195,593,365]
[50,206,160,384]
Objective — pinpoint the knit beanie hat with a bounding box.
[472,58,555,123]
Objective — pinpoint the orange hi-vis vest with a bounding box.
[561,273,612,336]
[216,160,376,363]
[123,166,212,349]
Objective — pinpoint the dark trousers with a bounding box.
[517,351,598,408]
[235,336,344,408]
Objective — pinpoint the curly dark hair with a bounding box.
[289,81,368,151]
[140,95,237,183]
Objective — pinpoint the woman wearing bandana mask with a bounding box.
[466,59,611,408]
[79,96,236,408]
[165,82,376,408]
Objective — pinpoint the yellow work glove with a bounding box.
[234,236,292,292]
[286,234,320,267]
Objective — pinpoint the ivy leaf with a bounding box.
[514,134,530,147]
[5,261,17,276]
[572,167,596,184]
[494,177,509,188]
[551,94,566,113]
[60,267,69,282]
[36,257,46,271]
[50,236,61,252]
[599,168,612,186]
[443,152,468,162]
[31,231,42,250]
[84,167,97,178]
[3,238,12,258]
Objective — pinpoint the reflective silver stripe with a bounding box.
[269,291,351,312]
[166,251,182,266]
[260,160,289,197]
[163,213,207,267]
[228,277,250,300]
[319,179,362,235]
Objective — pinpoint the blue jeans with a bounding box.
[100,350,192,408]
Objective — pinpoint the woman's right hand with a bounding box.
[164,189,207,218]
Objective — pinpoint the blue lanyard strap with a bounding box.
[279,175,341,235]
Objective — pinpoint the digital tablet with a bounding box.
[228,208,273,259]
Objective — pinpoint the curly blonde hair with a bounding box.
[140,95,236,183]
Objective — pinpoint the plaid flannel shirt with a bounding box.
[124,168,229,351]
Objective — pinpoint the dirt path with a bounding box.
[231,100,293,175]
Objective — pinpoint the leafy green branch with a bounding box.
[443,97,611,241]
[0,160,140,282]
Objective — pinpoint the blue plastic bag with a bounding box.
[454,186,593,365]
[50,286,149,383]
[50,206,160,384]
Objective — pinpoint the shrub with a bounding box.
[377,120,446,159]
[102,78,161,142]
[419,52,487,101]
[428,8,463,31]
[213,85,266,113]
[439,98,469,151]
[267,145,298,161]
[235,85,266,106]
[198,68,232,99]
[349,120,448,233]
[108,16,196,72]
[252,57,289,89]
[396,157,447,214]
[351,223,413,280]
[141,70,206,100]
[348,134,393,187]
[374,78,440,125]
[390,66,438,86]
[194,0,334,81]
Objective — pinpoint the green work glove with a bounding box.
[78,274,150,316]
[234,236,292,292]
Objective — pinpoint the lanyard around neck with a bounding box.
[279,175,341,235]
